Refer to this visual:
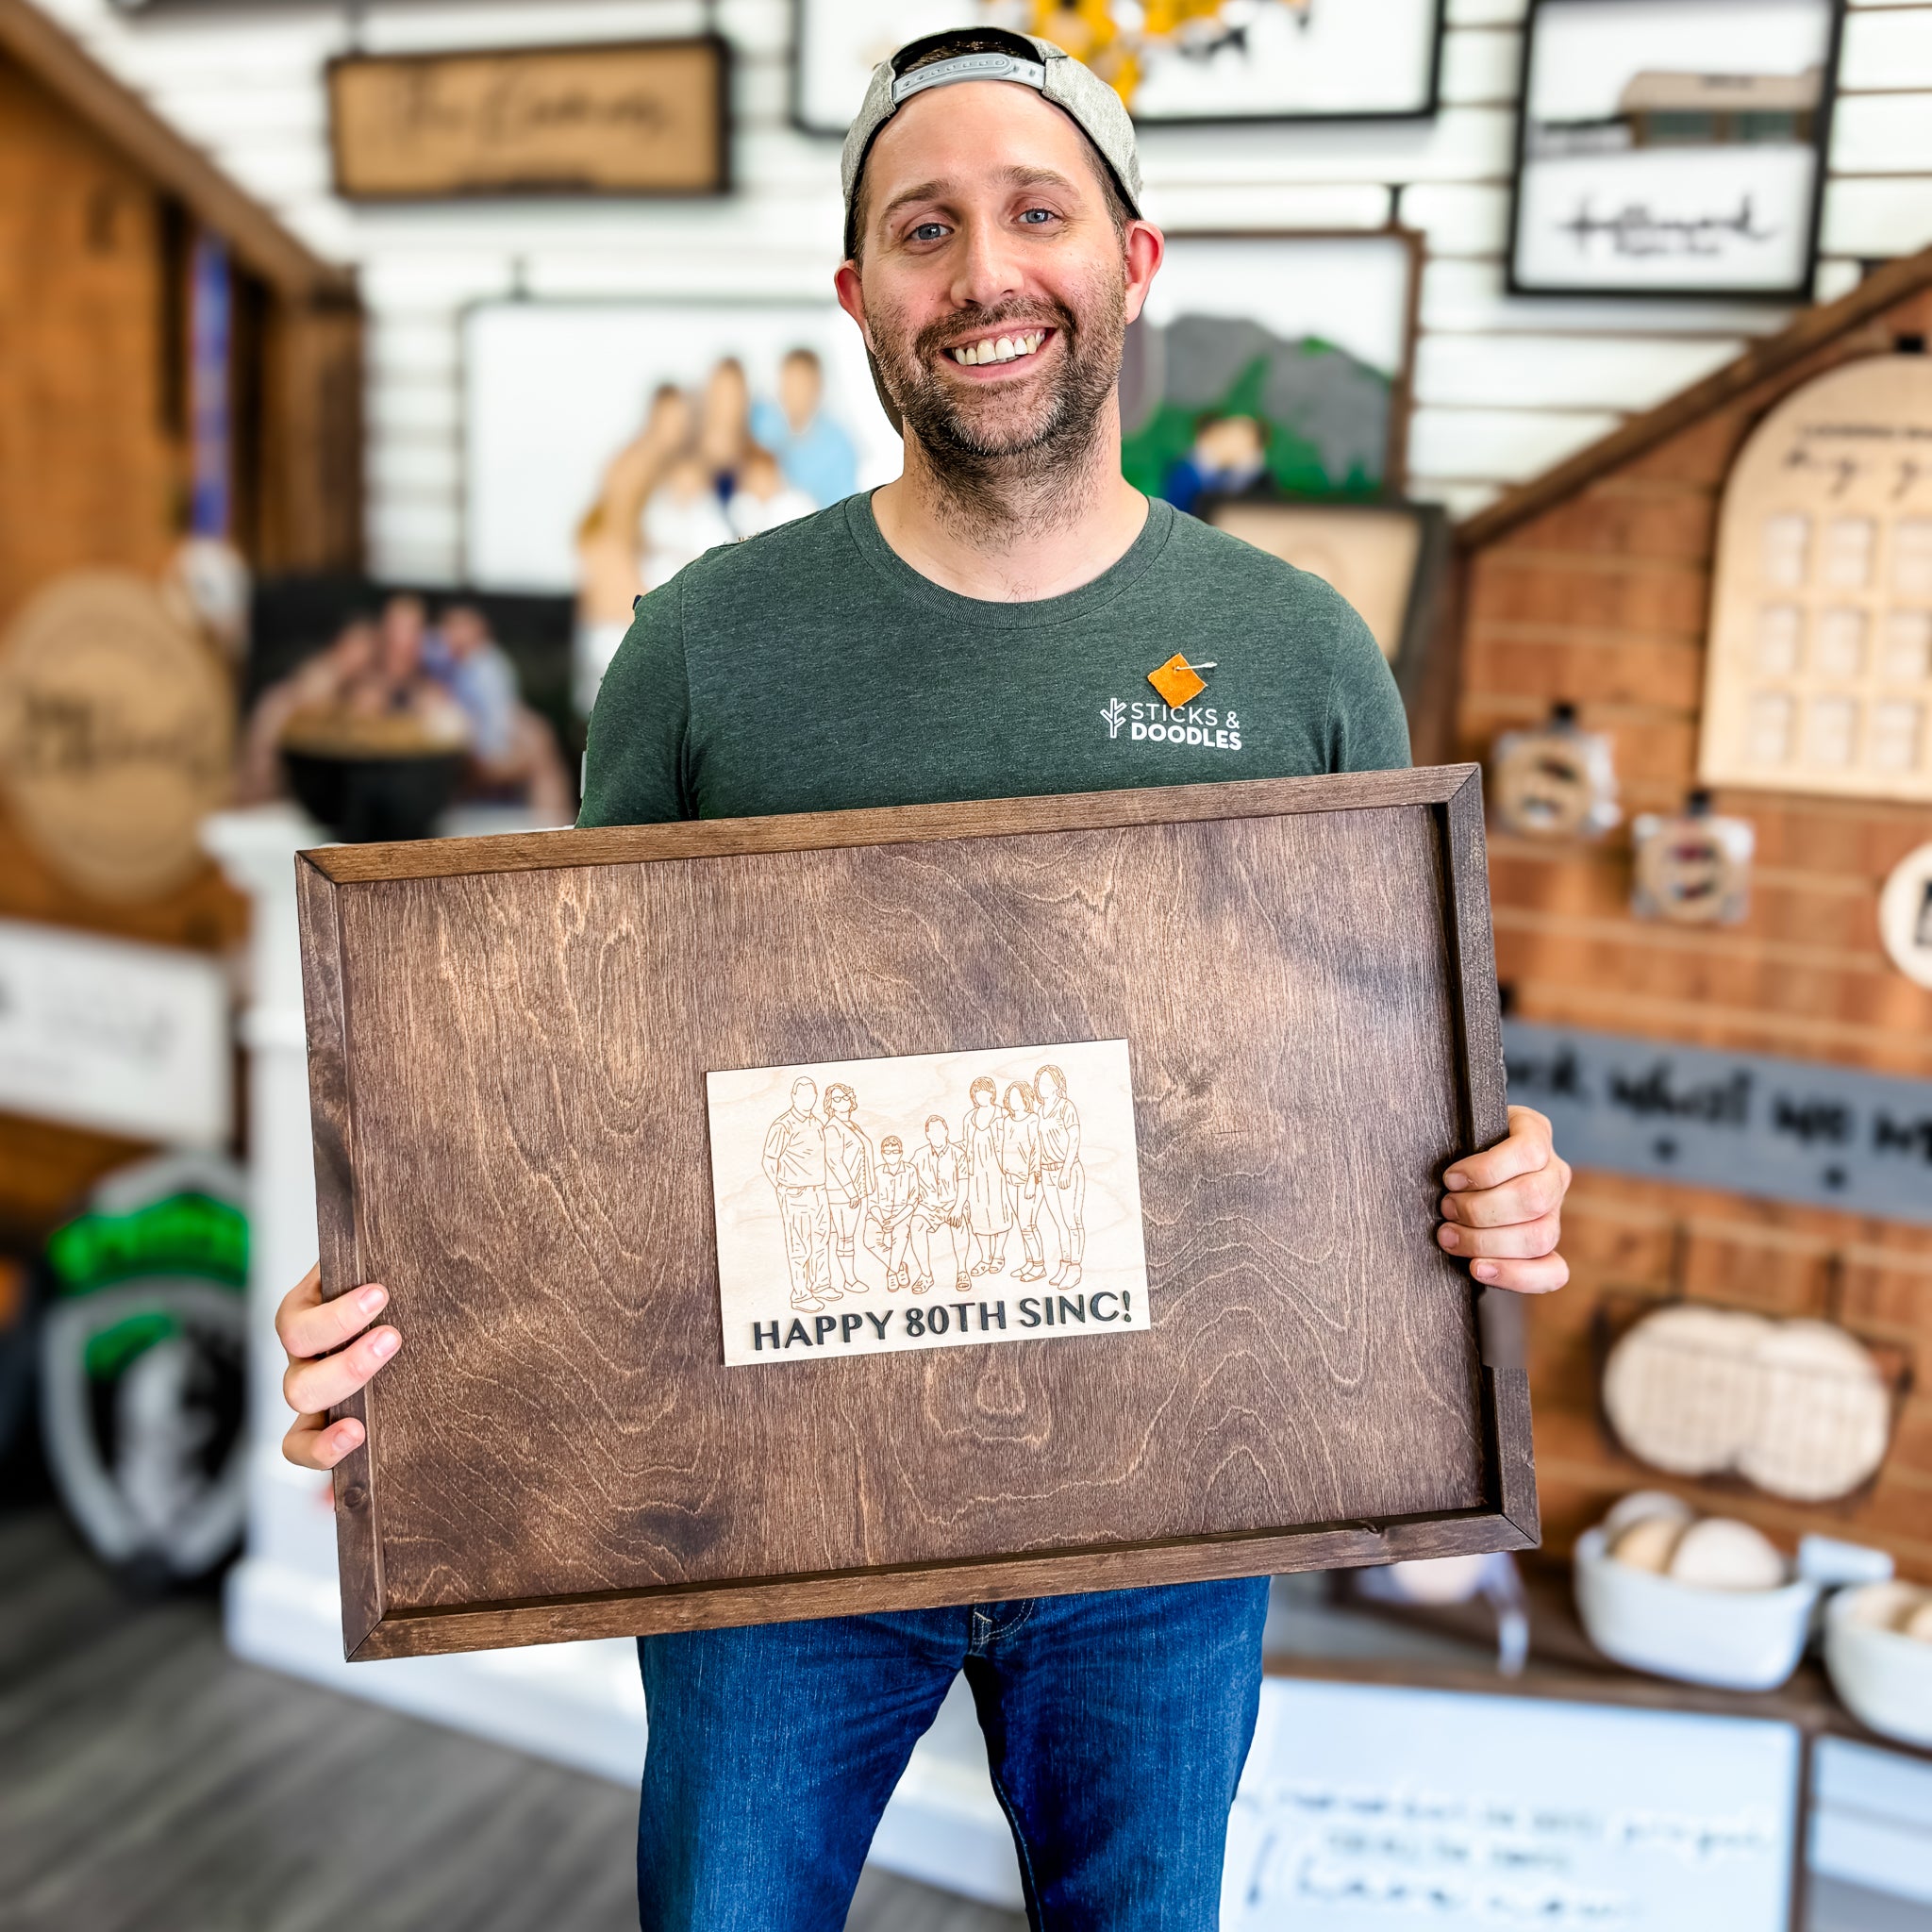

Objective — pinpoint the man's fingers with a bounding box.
[282,1325,400,1417]
[282,1413,367,1472]
[1441,1163,1568,1228]
[1468,1252,1570,1296]
[1443,1106,1555,1194]
[275,1270,390,1360]
[1439,1213,1561,1262]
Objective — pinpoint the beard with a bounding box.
[866,273,1125,522]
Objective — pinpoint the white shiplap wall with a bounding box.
[28,0,1932,584]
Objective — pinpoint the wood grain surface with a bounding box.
[299,773,1533,1657]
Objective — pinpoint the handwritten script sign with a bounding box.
[327,39,728,199]
[1505,1020,1932,1224]
[708,1039,1150,1366]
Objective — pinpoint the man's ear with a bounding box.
[833,260,871,347]
[1121,220,1166,330]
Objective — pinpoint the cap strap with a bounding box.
[890,50,1047,107]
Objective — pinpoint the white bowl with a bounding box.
[1824,1585,1932,1749]
[1573,1526,1819,1690]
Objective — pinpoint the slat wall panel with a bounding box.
[1457,271,1932,1578]
[25,0,1932,577]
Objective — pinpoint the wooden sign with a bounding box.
[326,38,730,200]
[1701,354,1932,804]
[0,570,233,904]
[298,770,1534,1661]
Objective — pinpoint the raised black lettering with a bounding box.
[1058,1294,1086,1324]
[1089,1291,1119,1322]
[980,1301,1006,1330]
[785,1319,812,1347]
[1018,1297,1041,1328]
[814,1315,837,1345]
[929,1305,949,1335]
[866,1311,891,1339]
[752,1320,780,1352]
[841,1312,863,1343]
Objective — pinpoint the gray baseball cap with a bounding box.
[841,27,1144,258]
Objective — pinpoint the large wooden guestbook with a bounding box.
[297,768,1537,1661]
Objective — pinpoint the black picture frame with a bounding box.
[1504,0,1846,302]
[789,0,1446,139]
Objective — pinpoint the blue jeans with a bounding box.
[636,1578,1270,1931]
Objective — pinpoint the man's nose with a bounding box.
[950,213,1028,310]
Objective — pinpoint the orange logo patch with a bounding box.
[1147,654,1206,708]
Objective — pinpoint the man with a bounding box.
[820,1081,874,1295]
[276,27,1572,1930]
[860,1133,921,1287]
[761,1075,832,1312]
[909,1112,973,1295]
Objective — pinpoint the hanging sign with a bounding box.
[327,38,731,199]
[0,571,233,904]
[1504,1020,1932,1224]
[0,918,231,1146]
[1879,841,1932,990]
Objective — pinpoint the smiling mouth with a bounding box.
[946,328,1052,368]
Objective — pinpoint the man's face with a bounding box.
[925,1120,949,1150]
[792,1079,817,1115]
[835,83,1159,467]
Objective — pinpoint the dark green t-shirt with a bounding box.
[579,492,1408,826]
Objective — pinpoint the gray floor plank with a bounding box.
[0,1508,1024,1932]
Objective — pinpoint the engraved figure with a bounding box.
[998,1080,1047,1283]
[861,1135,921,1290]
[1035,1063,1085,1291]
[822,1082,874,1297]
[909,1114,971,1296]
[762,1076,831,1311]
[961,1075,1012,1276]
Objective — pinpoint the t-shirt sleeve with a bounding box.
[1321,590,1412,775]
[577,575,693,828]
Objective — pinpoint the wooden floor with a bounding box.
[0,1509,1025,1932]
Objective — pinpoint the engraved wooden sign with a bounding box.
[297,769,1536,1661]
[326,38,729,201]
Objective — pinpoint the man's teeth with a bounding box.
[949,331,1046,366]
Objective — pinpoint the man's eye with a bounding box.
[910,222,948,242]
[1020,208,1056,225]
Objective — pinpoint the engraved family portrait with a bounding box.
[709,1041,1148,1365]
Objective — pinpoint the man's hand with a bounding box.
[1437,1105,1571,1295]
[276,1262,401,1471]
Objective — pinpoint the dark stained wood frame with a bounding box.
[299,767,1537,1661]
[324,36,733,203]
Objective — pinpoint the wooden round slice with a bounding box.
[1739,1321,1890,1503]
[1602,1305,1772,1476]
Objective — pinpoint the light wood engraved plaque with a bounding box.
[297,769,1535,1660]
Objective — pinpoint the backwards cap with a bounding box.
[840,27,1143,259]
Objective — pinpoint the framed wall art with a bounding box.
[1700,353,1932,804]
[1199,498,1449,709]
[327,38,730,200]
[462,300,903,595]
[791,0,1445,137]
[1506,0,1845,300]
[297,770,1533,1659]
[1122,229,1420,508]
